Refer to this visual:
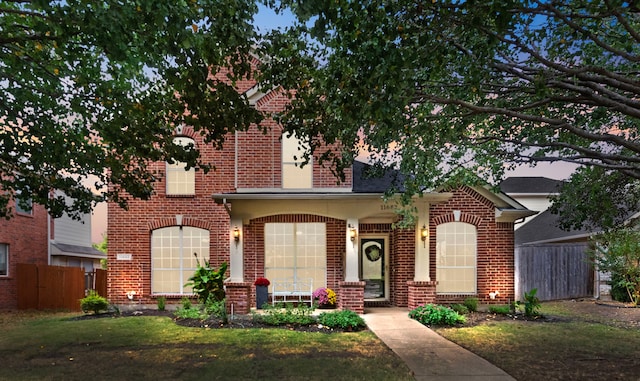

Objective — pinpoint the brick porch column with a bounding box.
[407,280,437,310]
[339,281,366,314]
[224,281,251,315]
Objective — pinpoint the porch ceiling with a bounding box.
[213,192,453,223]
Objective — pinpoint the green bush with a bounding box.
[521,288,541,317]
[488,305,511,315]
[317,310,365,330]
[255,303,316,326]
[463,297,479,312]
[450,304,469,315]
[205,297,227,323]
[156,296,166,311]
[174,297,207,319]
[409,304,466,326]
[80,291,109,314]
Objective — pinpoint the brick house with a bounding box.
[0,192,106,309]
[107,58,534,313]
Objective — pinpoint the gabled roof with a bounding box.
[352,161,404,193]
[499,177,564,195]
[51,243,106,260]
[515,209,593,245]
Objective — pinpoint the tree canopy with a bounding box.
[0,0,262,219]
[259,0,640,230]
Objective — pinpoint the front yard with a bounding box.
[434,299,640,381]
[0,310,412,381]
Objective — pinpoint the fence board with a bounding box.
[17,264,84,311]
[515,243,593,301]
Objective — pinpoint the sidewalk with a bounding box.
[362,308,515,381]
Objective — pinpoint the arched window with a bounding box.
[151,226,209,294]
[436,222,477,294]
[166,137,195,195]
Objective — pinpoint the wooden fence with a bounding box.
[515,243,594,301]
[17,264,86,311]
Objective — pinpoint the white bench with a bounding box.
[271,278,314,306]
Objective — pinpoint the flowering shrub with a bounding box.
[254,277,270,287]
[313,287,337,305]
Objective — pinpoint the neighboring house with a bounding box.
[49,191,106,273]
[0,191,106,309]
[107,60,534,313]
[0,197,48,308]
[498,177,564,229]
[500,177,598,300]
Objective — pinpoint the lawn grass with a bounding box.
[0,312,413,381]
[434,302,640,381]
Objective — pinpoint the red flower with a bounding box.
[254,277,270,287]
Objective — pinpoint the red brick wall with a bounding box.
[0,203,49,308]
[430,186,515,305]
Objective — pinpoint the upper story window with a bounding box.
[166,137,195,196]
[15,189,32,215]
[435,222,477,294]
[0,244,8,276]
[282,133,312,189]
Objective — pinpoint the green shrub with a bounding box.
[255,303,316,326]
[488,305,511,315]
[184,257,227,304]
[157,296,166,311]
[521,288,541,317]
[317,310,365,330]
[80,291,109,314]
[205,297,227,323]
[174,297,207,319]
[450,304,469,315]
[463,297,479,312]
[409,304,466,326]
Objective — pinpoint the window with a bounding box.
[282,133,312,189]
[435,222,477,294]
[0,244,7,276]
[166,137,195,195]
[264,223,326,291]
[15,189,32,215]
[151,226,209,294]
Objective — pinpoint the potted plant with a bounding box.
[254,277,270,309]
[313,287,337,309]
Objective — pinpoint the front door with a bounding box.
[360,236,389,300]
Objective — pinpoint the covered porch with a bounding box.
[214,192,451,314]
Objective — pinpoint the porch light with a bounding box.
[233,226,240,242]
[348,224,357,241]
[421,225,428,247]
[126,291,136,300]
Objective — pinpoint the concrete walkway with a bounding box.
[362,308,515,381]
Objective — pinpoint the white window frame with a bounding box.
[151,226,209,295]
[166,137,196,195]
[435,222,477,294]
[282,133,312,189]
[15,189,32,215]
[264,222,326,292]
[0,244,8,277]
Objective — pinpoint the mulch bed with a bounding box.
[70,309,359,333]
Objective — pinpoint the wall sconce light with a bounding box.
[348,224,357,242]
[233,226,240,242]
[420,225,428,247]
[126,291,136,300]
[489,291,500,300]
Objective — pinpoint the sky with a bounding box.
[90,5,576,243]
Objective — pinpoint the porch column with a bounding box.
[229,217,244,282]
[344,218,359,282]
[414,205,430,281]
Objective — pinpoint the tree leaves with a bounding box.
[0,0,262,219]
